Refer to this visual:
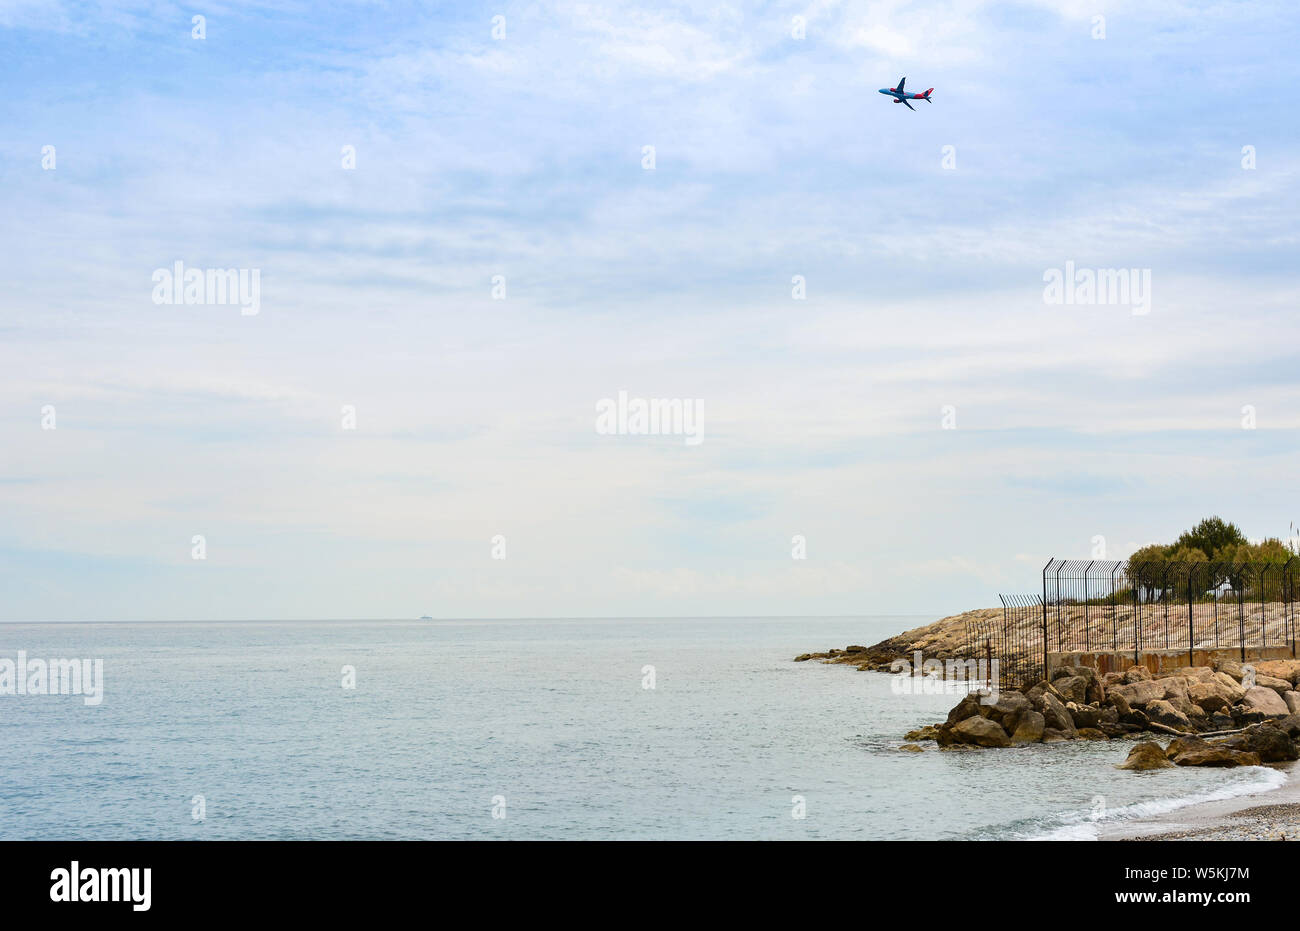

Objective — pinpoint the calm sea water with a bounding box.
[0,616,1284,840]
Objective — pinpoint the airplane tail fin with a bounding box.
[923,88,933,100]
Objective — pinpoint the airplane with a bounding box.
[878,76,933,110]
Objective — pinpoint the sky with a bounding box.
[1,0,1298,620]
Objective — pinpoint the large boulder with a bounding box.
[1067,702,1102,729]
[1173,746,1262,767]
[1011,710,1045,743]
[1242,686,1289,717]
[946,693,985,726]
[983,691,1030,734]
[1216,660,1247,682]
[1024,679,1067,710]
[1188,679,1239,714]
[1181,666,1216,682]
[1054,675,1088,705]
[1165,736,1210,759]
[1062,665,1106,703]
[1123,665,1153,683]
[1255,674,1293,697]
[1285,692,1300,715]
[1256,659,1300,686]
[1111,679,1164,708]
[1106,692,1132,717]
[1117,741,1174,770]
[953,715,1011,747]
[1121,708,1150,729]
[1170,698,1207,726]
[1156,677,1190,703]
[1145,699,1193,732]
[1215,724,1299,763]
[1213,671,1247,698]
[933,724,958,747]
[1039,692,1077,736]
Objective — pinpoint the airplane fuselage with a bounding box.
[878,87,929,102]
[877,77,932,109]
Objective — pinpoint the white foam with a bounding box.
[1025,767,1288,841]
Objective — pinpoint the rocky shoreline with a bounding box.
[799,627,1300,838]
[905,659,1300,758]
[794,608,992,672]
[799,600,1300,838]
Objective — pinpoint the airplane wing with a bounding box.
[896,76,906,93]
[901,98,915,110]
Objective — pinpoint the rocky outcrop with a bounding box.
[1054,675,1088,705]
[1067,703,1101,729]
[1171,746,1262,767]
[1215,724,1299,763]
[952,715,1011,747]
[1110,679,1164,707]
[1117,741,1173,770]
[1242,686,1289,717]
[793,609,1001,671]
[1011,710,1045,743]
[1256,659,1300,685]
[1188,678,1239,713]
[1164,736,1209,759]
[904,657,1300,757]
[1145,699,1192,731]
[1039,691,1077,736]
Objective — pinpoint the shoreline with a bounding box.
[801,617,1300,841]
[1101,761,1300,841]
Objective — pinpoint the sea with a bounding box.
[0,615,1285,840]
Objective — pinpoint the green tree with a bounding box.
[1129,542,1171,565]
[1214,537,1291,566]
[1173,516,1246,561]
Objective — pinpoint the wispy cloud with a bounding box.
[1,0,1298,619]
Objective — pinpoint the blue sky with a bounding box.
[1,0,1298,620]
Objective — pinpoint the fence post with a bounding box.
[1110,563,1119,651]
[1239,564,1246,663]
[1083,559,1093,652]
[1133,567,1140,669]
[1187,566,1194,668]
[1288,556,1298,659]
[1041,559,1051,684]
[1261,564,1267,650]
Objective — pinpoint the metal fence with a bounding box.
[965,556,1300,690]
